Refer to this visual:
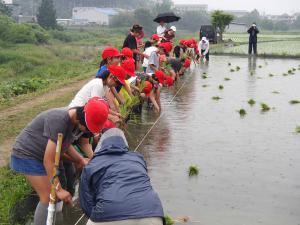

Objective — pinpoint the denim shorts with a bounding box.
[10,155,47,176]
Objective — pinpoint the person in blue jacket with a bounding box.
[80,128,164,225]
[248,23,259,55]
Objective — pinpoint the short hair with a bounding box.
[131,24,143,33]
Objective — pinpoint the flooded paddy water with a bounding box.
[58,55,300,225]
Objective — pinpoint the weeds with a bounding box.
[289,100,300,104]
[188,165,199,176]
[212,96,222,101]
[238,108,246,116]
[261,103,270,112]
[248,99,256,106]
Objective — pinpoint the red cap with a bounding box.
[84,97,109,133]
[102,120,117,130]
[121,47,133,59]
[151,34,160,41]
[143,81,153,96]
[121,58,135,77]
[158,42,173,53]
[102,47,122,60]
[155,70,165,84]
[179,39,186,45]
[165,76,174,87]
[108,65,126,85]
[184,58,191,68]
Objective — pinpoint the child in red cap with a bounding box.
[141,81,160,113]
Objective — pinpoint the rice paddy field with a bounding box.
[211,33,300,57]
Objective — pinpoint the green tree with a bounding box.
[37,0,57,29]
[0,2,12,16]
[211,10,234,41]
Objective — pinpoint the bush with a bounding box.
[50,30,72,42]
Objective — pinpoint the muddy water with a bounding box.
[59,56,300,225]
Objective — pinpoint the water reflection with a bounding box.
[248,55,257,72]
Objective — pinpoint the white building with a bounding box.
[174,4,208,13]
[2,0,13,4]
[224,10,249,18]
[72,7,118,26]
[226,22,248,33]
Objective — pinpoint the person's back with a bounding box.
[80,128,164,225]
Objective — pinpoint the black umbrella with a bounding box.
[153,12,181,23]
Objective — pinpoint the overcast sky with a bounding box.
[173,0,300,15]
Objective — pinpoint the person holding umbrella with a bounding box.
[154,12,181,40]
[157,20,167,38]
[248,23,259,55]
[162,26,176,43]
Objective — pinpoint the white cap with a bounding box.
[201,37,207,41]
[170,26,177,32]
[252,23,256,27]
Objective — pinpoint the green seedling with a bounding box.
[165,215,175,225]
[212,96,222,101]
[224,77,231,81]
[258,65,262,68]
[218,85,224,90]
[202,75,208,79]
[283,73,288,76]
[272,91,280,94]
[250,71,254,76]
[292,68,296,71]
[248,99,256,106]
[203,72,207,75]
[202,84,209,87]
[230,68,235,72]
[238,108,247,116]
[295,126,300,134]
[236,66,240,71]
[289,100,300,104]
[261,103,270,112]
[228,62,231,66]
[188,165,199,176]
[269,73,274,77]
[288,69,293,74]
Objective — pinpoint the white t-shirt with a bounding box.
[157,25,166,37]
[69,79,108,108]
[142,46,158,68]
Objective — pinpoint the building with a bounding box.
[2,0,13,4]
[226,22,248,33]
[56,19,72,26]
[72,7,119,26]
[174,3,208,13]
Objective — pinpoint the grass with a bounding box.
[238,108,247,116]
[261,103,271,112]
[212,96,222,101]
[188,165,199,176]
[289,100,300,104]
[0,166,32,225]
[218,85,224,90]
[248,99,256,106]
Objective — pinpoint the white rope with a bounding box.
[73,69,193,225]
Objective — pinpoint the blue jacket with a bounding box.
[79,134,164,222]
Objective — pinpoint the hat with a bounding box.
[102,120,117,130]
[201,37,207,41]
[143,81,153,96]
[95,128,128,153]
[179,39,186,45]
[84,97,109,133]
[158,42,173,53]
[170,26,177,32]
[155,70,165,84]
[165,76,174,87]
[131,24,143,32]
[121,47,133,59]
[184,58,191,68]
[102,47,122,60]
[151,34,160,41]
[108,65,126,85]
[121,58,136,77]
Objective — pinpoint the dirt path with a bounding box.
[0,78,91,167]
[0,78,90,121]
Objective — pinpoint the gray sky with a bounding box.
[173,0,300,15]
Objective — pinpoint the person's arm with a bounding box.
[43,139,73,204]
[203,42,209,55]
[111,87,125,105]
[123,82,133,97]
[247,27,251,33]
[66,144,89,168]
[78,137,93,159]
